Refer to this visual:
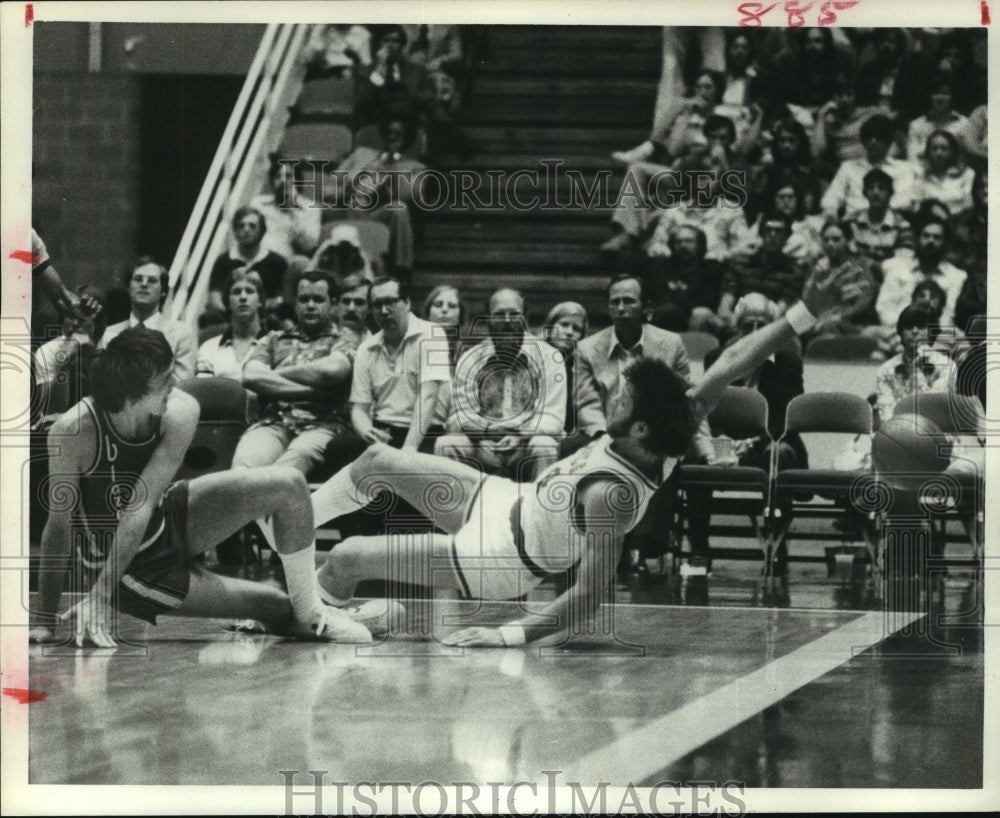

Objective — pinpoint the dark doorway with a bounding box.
[137,74,242,262]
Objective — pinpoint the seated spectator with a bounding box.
[811,71,891,166]
[912,130,975,219]
[821,114,917,218]
[806,221,878,337]
[436,288,565,481]
[310,223,377,282]
[249,157,322,273]
[906,74,970,161]
[771,27,855,112]
[327,114,426,276]
[195,268,267,381]
[336,273,375,340]
[746,114,822,223]
[948,170,990,302]
[844,168,912,264]
[358,25,431,126]
[644,167,750,262]
[715,31,767,133]
[302,23,372,79]
[662,71,758,163]
[99,257,197,381]
[612,27,727,165]
[402,24,463,73]
[719,213,804,327]
[349,276,450,453]
[908,278,955,352]
[874,303,952,424]
[422,284,466,369]
[739,180,824,265]
[933,31,986,116]
[645,224,726,335]
[603,115,747,255]
[685,293,807,572]
[876,215,966,330]
[207,206,289,314]
[33,285,105,424]
[542,301,605,456]
[855,29,927,121]
[235,269,359,477]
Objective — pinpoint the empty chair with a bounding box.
[174,377,258,480]
[354,123,382,151]
[675,387,773,571]
[293,76,356,122]
[279,123,353,164]
[804,334,880,361]
[769,392,876,585]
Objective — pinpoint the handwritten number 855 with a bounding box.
[737,0,859,26]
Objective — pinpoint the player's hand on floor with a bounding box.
[60,594,117,648]
[441,626,508,647]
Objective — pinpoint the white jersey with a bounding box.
[516,435,672,575]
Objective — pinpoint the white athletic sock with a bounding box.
[311,467,366,527]
[279,543,323,621]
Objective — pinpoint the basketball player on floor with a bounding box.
[29,327,373,647]
[310,269,868,646]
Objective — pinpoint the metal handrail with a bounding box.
[166,22,313,324]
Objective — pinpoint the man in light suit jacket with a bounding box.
[98,257,197,381]
[578,273,712,571]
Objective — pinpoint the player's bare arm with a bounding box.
[442,479,632,647]
[68,391,199,646]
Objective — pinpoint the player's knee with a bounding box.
[268,465,308,500]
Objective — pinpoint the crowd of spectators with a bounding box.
[603,27,987,364]
[30,26,987,574]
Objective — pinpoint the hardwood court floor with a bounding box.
[26,583,984,790]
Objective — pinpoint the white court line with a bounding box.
[569,609,924,783]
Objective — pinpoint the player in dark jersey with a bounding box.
[29,326,372,646]
[308,266,870,646]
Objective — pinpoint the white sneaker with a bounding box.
[611,140,654,165]
[342,599,406,637]
[297,606,373,643]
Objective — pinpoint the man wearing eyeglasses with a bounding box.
[349,276,451,453]
[435,288,566,481]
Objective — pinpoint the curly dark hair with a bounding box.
[91,327,174,413]
[622,358,697,457]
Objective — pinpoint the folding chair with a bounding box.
[293,76,356,123]
[674,387,773,571]
[803,334,879,361]
[279,123,353,164]
[769,392,876,592]
[174,377,258,480]
[679,331,721,376]
[354,123,382,151]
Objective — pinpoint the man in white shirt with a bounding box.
[99,257,198,381]
[350,276,451,453]
[821,114,917,218]
[876,216,967,330]
[249,159,322,271]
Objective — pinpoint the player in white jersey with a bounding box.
[310,267,866,645]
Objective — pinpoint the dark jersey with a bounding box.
[74,398,165,572]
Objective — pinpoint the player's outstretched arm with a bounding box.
[691,262,870,412]
[66,392,199,647]
[31,417,86,643]
[442,482,629,647]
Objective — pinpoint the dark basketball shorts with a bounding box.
[115,480,191,624]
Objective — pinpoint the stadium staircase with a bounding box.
[415,25,661,320]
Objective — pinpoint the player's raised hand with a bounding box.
[801,264,870,325]
[60,594,117,648]
[441,626,507,647]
